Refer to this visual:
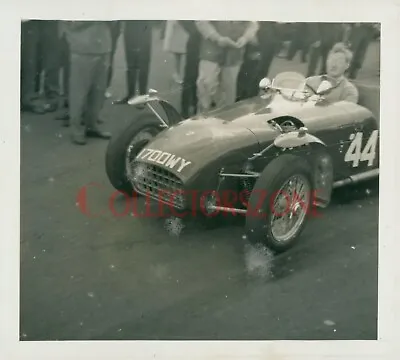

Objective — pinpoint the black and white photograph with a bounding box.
[1,0,400,359]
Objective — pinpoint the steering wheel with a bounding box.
[304,82,317,95]
[279,88,307,102]
[280,120,297,132]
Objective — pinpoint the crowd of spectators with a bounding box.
[20,21,380,145]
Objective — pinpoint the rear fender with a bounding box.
[128,91,183,127]
[307,143,334,208]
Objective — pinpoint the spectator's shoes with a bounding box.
[45,101,58,113]
[21,101,48,114]
[21,97,58,114]
[55,110,69,121]
[105,89,112,98]
[71,134,87,145]
[86,130,112,139]
[21,103,46,114]
[112,96,129,105]
[172,73,183,85]
[59,97,69,109]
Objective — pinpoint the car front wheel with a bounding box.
[245,154,313,253]
[105,114,164,195]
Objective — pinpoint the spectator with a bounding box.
[163,20,189,84]
[306,22,344,77]
[275,22,293,58]
[65,21,112,145]
[20,20,54,114]
[160,21,167,40]
[112,21,152,105]
[36,20,60,111]
[286,22,310,63]
[345,23,376,79]
[179,21,201,118]
[55,20,71,123]
[236,21,279,101]
[306,43,359,103]
[195,21,259,113]
[105,21,122,98]
[58,20,121,120]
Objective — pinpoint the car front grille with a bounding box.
[130,162,186,209]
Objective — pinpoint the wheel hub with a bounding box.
[289,202,302,218]
[270,174,310,243]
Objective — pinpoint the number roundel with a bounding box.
[344,130,378,167]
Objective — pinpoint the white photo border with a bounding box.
[1,0,399,359]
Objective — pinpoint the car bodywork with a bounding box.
[127,74,380,215]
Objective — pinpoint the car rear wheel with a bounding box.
[245,154,313,253]
[105,114,164,195]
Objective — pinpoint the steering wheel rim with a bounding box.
[304,83,317,95]
[279,87,312,102]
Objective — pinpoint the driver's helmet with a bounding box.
[272,71,306,90]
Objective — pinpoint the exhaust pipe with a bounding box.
[333,169,379,188]
[207,205,247,214]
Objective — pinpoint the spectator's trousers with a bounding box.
[237,45,276,101]
[69,53,110,137]
[59,32,70,99]
[181,36,200,118]
[107,21,122,88]
[123,22,151,96]
[307,42,334,77]
[349,38,370,79]
[196,60,241,112]
[34,21,61,98]
[21,21,40,105]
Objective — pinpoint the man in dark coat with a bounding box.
[36,20,60,110]
[112,21,152,104]
[236,21,280,101]
[346,23,377,79]
[65,21,112,145]
[179,20,201,118]
[306,22,344,77]
[21,20,57,114]
[286,22,310,62]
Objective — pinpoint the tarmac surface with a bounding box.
[20,26,380,340]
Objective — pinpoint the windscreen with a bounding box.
[272,71,307,90]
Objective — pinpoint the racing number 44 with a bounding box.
[344,130,379,167]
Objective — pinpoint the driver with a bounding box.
[305,43,359,103]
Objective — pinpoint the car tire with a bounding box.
[105,113,165,195]
[245,154,313,253]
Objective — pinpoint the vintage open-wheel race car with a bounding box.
[105,71,380,253]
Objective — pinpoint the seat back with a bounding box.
[353,81,380,123]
